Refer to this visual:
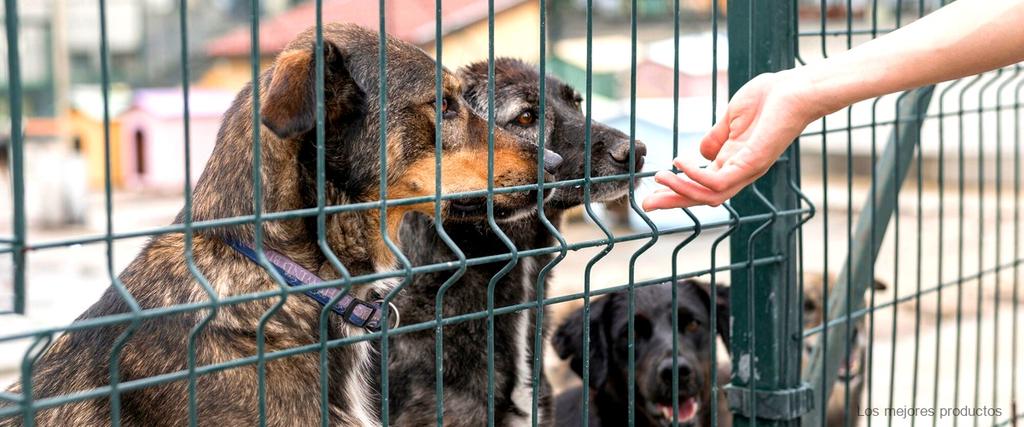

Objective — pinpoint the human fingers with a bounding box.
[642,189,700,211]
[653,170,731,207]
[699,117,732,161]
[674,157,762,194]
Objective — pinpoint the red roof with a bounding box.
[24,117,61,138]
[206,0,529,57]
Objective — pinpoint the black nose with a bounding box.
[543,149,563,174]
[610,139,647,171]
[659,358,692,383]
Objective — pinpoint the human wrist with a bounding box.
[773,66,838,126]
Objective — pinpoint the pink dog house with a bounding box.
[119,88,235,192]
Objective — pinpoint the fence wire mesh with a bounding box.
[0,0,1019,426]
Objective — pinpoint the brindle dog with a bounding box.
[1,25,546,426]
[384,58,645,426]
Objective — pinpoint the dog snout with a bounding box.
[610,139,647,171]
[543,149,563,174]
[658,357,692,384]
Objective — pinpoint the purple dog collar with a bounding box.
[224,238,395,331]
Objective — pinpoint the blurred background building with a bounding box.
[0,0,953,226]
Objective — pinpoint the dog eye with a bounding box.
[515,111,536,126]
[635,315,652,340]
[432,98,457,120]
[684,320,701,334]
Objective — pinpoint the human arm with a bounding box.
[643,0,1024,211]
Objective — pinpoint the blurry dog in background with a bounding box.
[801,273,888,426]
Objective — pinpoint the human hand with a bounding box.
[642,70,825,210]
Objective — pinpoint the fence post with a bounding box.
[5,0,26,315]
[726,0,811,426]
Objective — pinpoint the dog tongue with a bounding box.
[659,398,699,423]
[678,398,698,422]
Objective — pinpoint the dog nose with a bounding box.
[610,139,647,171]
[543,149,563,174]
[659,358,692,383]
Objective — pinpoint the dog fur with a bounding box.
[383,58,645,427]
[552,280,732,427]
[1,25,544,426]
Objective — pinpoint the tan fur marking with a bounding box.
[389,146,537,210]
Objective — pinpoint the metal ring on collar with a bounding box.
[375,299,400,330]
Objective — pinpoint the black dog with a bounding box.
[552,280,732,427]
[384,58,645,426]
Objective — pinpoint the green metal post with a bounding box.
[726,0,809,425]
[5,0,26,315]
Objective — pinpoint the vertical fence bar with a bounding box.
[973,71,1000,427]
[1012,66,1022,427]
[578,0,616,424]
[626,0,660,425]
[886,9,906,425]
[815,4,830,423]
[530,1,569,425]
[786,2,816,424]
[178,1,219,426]
[311,2,357,426]
[665,0,705,424]
[866,4,881,427]
[842,2,855,425]
[953,73,983,427]
[17,335,50,426]
[932,75,964,427]
[726,1,806,426]
[431,1,469,425]
[3,0,25,316]
[246,0,293,423]
[375,3,418,424]
[991,66,1021,427]
[98,0,143,424]
[481,3,521,426]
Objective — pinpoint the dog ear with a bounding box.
[455,60,489,104]
[552,295,612,390]
[688,280,731,354]
[261,40,350,140]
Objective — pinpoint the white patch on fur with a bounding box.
[337,277,400,427]
[371,277,401,301]
[342,325,381,427]
[508,257,536,426]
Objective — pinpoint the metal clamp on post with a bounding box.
[725,383,815,421]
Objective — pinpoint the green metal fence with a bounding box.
[775,1,1022,427]
[0,0,1020,426]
